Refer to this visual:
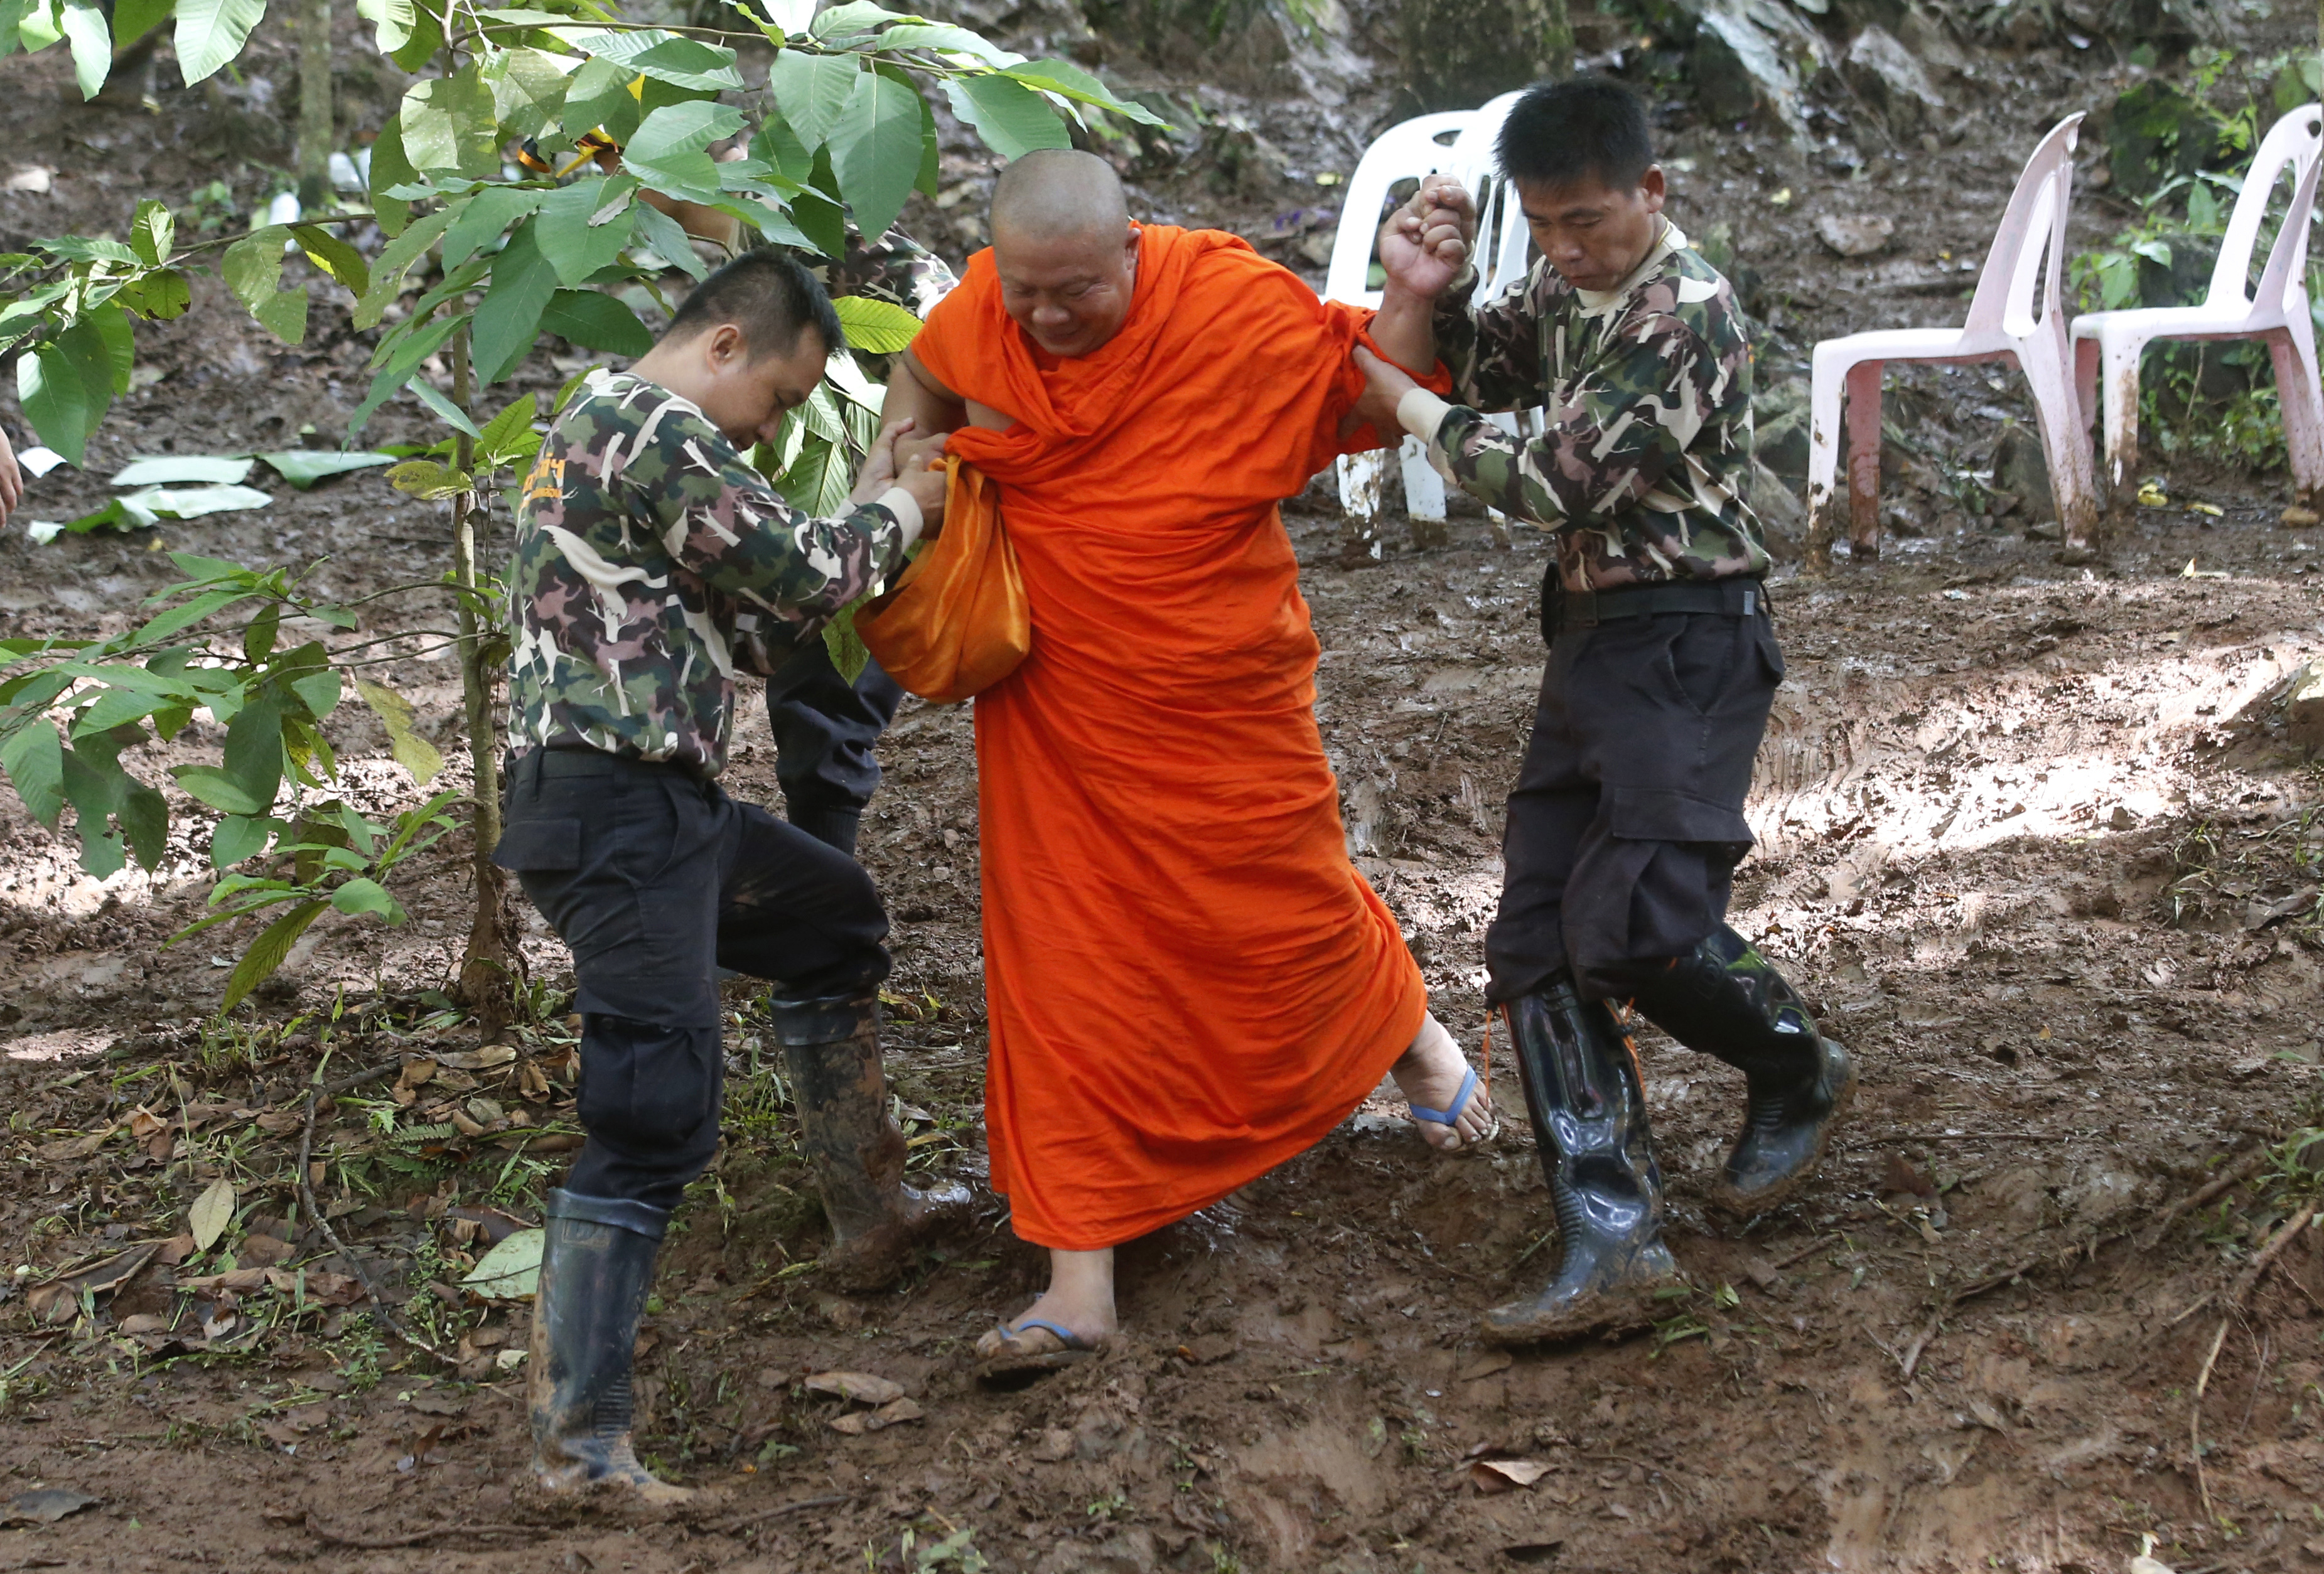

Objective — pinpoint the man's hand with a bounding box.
[1350,346,1422,439]
[849,418,915,505]
[1379,174,1476,302]
[0,427,19,530]
[891,432,948,533]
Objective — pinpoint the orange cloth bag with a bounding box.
[854,456,1031,704]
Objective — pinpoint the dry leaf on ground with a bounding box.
[1470,1458,1553,1494]
[189,1177,238,1251]
[805,1371,905,1406]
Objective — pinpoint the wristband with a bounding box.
[874,485,924,547]
[1396,387,1454,446]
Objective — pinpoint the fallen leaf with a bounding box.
[0,1489,97,1525]
[805,1370,905,1406]
[177,1267,268,1293]
[1029,1427,1075,1461]
[407,1393,467,1416]
[1880,1154,1935,1199]
[434,1046,518,1071]
[2131,1532,2176,1574]
[1471,1457,1553,1494]
[25,1243,159,1325]
[1456,1351,1514,1382]
[239,1234,294,1268]
[256,1109,305,1135]
[153,1235,196,1266]
[189,1177,238,1252]
[3,166,55,194]
[462,1228,544,1300]
[828,1397,923,1434]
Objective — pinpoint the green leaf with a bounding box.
[384,459,472,499]
[539,289,653,356]
[218,899,326,1012]
[124,483,273,518]
[401,65,502,181]
[59,309,129,407]
[630,200,707,281]
[209,812,274,867]
[221,684,286,813]
[257,450,394,488]
[566,28,743,92]
[407,376,483,438]
[171,763,267,815]
[945,74,1071,161]
[120,269,192,321]
[786,188,847,259]
[558,55,643,147]
[1002,58,1166,125]
[777,435,851,517]
[367,112,419,237]
[120,780,168,867]
[623,100,745,205]
[488,45,570,139]
[830,70,922,242]
[354,0,412,51]
[329,876,397,918]
[441,190,547,279]
[17,343,95,466]
[172,0,264,85]
[112,454,252,485]
[290,225,370,296]
[129,199,176,267]
[111,0,170,47]
[473,218,561,385]
[769,50,859,149]
[384,0,438,71]
[224,227,309,345]
[353,200,461,329]
[0,719,65,829]
[476,391,540,467]
[832,295,921,354]
[354,677,444,784]
[535,175,638,286]
[59,0,109,99]
[823,597,870,682]
[873,21,1014,61]
[810,0,905,39]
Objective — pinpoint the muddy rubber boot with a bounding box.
[528,1190,692,1504]
[770,992,972,1292]
[1482,980,1680,1345]
[1623,927,1857,1214]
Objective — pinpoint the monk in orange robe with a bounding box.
[883,150,1493,1368]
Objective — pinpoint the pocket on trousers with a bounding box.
[492,816,581,870]
[1605,784,1753,849]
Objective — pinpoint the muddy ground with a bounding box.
[6,3,2324,1571]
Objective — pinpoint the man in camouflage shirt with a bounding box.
[1359,78,1853,1345]
[493,250,966,1504]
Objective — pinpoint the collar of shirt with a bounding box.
[1573,218,1690,316]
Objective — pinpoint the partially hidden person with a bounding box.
[1356,77,1855,1344]
[880,149,1498,1379]
[495,250,966,1501]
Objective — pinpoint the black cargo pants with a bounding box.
[493,748,891,1209]
[1484,584,1783,1005]
[765,640,905,840]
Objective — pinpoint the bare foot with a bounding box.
[974,1246,1117,1365]
[1391,1013,1498,1152]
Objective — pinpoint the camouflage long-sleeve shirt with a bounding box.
[809,227,957,380]
[507,370,910,775]
[1424,222,1768,592]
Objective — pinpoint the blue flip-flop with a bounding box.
[977,1315,1100,1380]
[1409,1065,1498,1148]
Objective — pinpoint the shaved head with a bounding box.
[989,148,1129,244]
[987,149,1141,358]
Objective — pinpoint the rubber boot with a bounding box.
[1482,978,1681,1345]
[528,1190,691,1504]
[1622,927,1856,1213]
[770,992,972,1292]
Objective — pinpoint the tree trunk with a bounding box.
[294,0,333,210]
[448,327,515,1037]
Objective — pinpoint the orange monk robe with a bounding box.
[913,224,1446,1251]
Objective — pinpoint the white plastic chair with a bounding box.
[1444,91,1542,537]
[1805,114,2097,562]
[2072,103,2324,505]
[1325,110,1474,544]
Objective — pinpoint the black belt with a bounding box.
[510,746,701,781]
[1556,578,1767,629]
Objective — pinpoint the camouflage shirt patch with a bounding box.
[808,227,958,380]
[507,370,909,775]
[1429,225,1769,593]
